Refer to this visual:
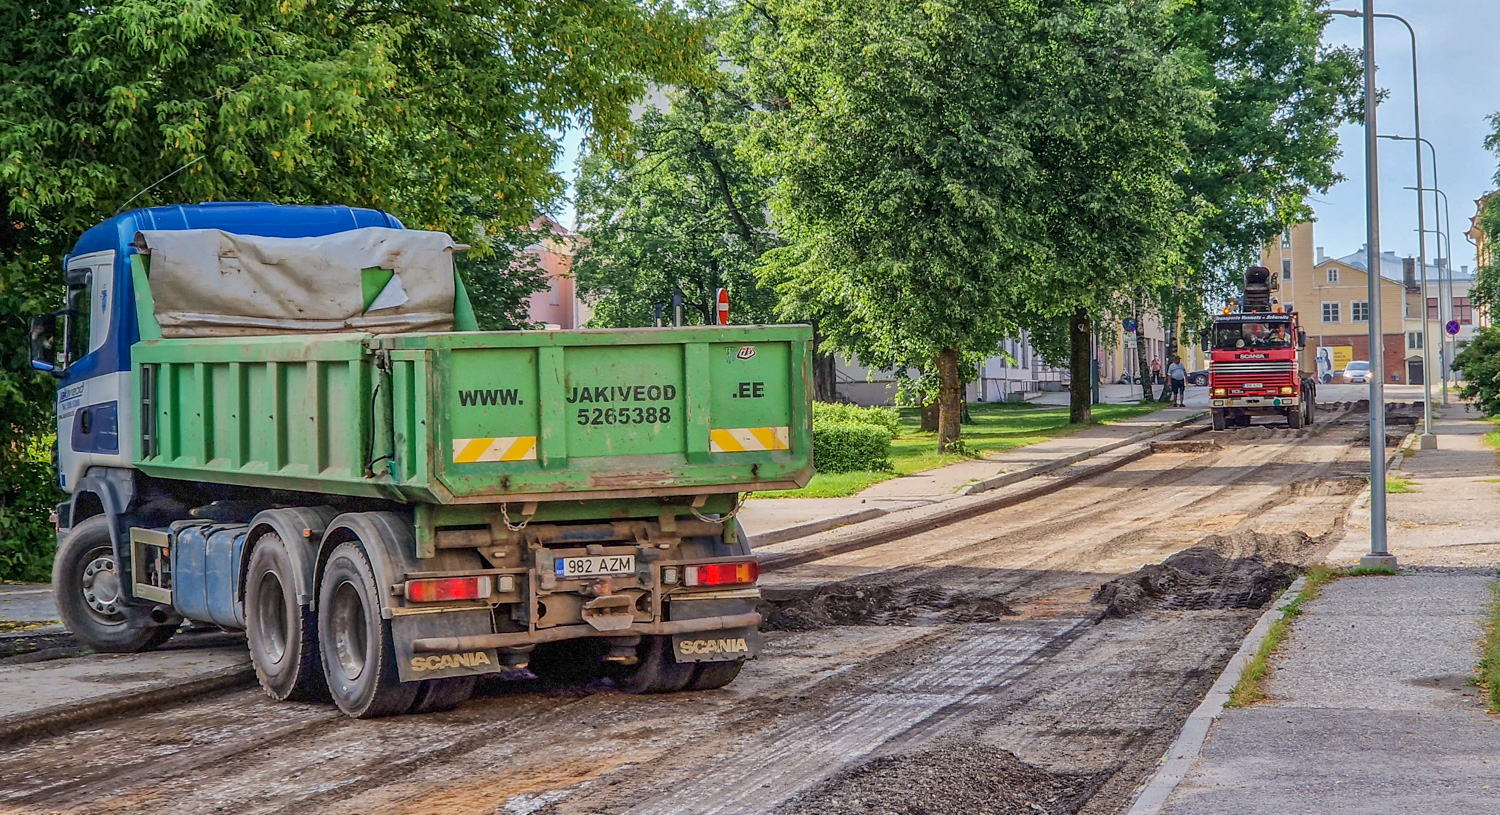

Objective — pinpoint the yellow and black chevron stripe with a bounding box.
[710,426,790,453]
[452,436,537,463]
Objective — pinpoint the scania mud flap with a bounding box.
[392,608,503,682]
[672,627,762,663]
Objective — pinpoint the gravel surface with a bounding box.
[1092,545,1299,617]
[777,743,1104,815]
[763,585,1016,631]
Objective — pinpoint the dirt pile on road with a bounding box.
[1092,545,1299,618]
[762,584,1016,631]
[776,743,1103,815]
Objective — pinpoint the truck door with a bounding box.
[56,250,133,491]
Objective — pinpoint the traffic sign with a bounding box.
[715,288,730,325]
[1446,320,1461,336]
[1122,318,1138,333]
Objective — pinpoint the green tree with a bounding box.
[574,74,778,328]
[737,0,1202,445]
[1452,324,1500,417]
[0,0,701,575]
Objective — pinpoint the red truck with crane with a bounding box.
[1207,266,1317,431]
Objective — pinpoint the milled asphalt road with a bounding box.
[0,584,58,624]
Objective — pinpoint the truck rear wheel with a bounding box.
[53,516,177,653]
[246,533,325,702]
[689,660,744,691]
[614,635,695,694]
[409,676,477,714]
[317,541,419,718]
[1210,409,1226,432]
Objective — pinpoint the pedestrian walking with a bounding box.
[1166,356,1187,407]
[1150,355,1162,385]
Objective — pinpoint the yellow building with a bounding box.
[1261,223,1411,384]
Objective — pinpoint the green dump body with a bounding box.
[131,326,814,504]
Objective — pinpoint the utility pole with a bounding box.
[1359,0,1394,569]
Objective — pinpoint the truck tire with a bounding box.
[317,540,420,718]
[53,516,177,653]
[689,660,744,691]
[1288,404,1303,429]
[1210,409,1226,432]
[409,676,477,714]
[246,533,325,702]
[614,635,695,694]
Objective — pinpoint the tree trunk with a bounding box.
[811,325,838,402]
[920,401,939,432]
[935,346,964,452]
[1134,302,1154,402]
[1069,308,1092,425]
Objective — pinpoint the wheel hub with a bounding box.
[331,581,368,681]
[81,555,121,617]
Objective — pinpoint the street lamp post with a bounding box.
[1326,3,1394,569]
[1385,134,1455,404]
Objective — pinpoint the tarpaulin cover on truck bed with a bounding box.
[134,227,462,337]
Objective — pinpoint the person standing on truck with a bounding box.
[1167,356,1187,407]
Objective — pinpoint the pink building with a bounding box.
[523,217,586,329]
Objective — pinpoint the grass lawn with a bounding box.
[757,401,1167,499]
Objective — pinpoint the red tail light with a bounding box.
[683,561,760,587]
[405,576,491,602]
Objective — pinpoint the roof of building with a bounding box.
[1324,246,1473,283]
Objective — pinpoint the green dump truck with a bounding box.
[29,203,811,717]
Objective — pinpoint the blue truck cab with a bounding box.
[36,203,402,498]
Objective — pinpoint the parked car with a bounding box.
[1341,360,1373,384]
[1188,369,1210,386]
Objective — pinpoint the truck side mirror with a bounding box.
[1297,329,1307,349]
[29,313,63,377]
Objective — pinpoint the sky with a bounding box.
[1316,0,1500,274]
[552,1,1500,271]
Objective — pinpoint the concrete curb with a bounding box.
[0,663,254,746]
[747,411,1206,550]
[758,421,1208,571]
[1124,575,1308,815]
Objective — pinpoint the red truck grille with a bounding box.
[1212,362,1294,391]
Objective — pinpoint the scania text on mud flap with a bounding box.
[30,203,812,718]
[1207,265,1318,431]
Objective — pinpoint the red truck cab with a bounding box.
[1208,312,1316,430]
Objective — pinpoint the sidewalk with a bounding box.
[1149,404,1500,814]
[741,391,1208,545]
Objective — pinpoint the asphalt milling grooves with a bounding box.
[0,402,1406,815]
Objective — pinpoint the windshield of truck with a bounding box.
[1212,321,1293,350]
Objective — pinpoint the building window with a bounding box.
[1408,332,1423,350]
[548,281,561,306]
[1351,301,1369,322]
[1282,228,1292,249]
[1454,297,1473,325]
[1428,297,1440,320]
[1282,259,1292,280]
[1322,302,1340,323]
[1327,267,1339,284]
